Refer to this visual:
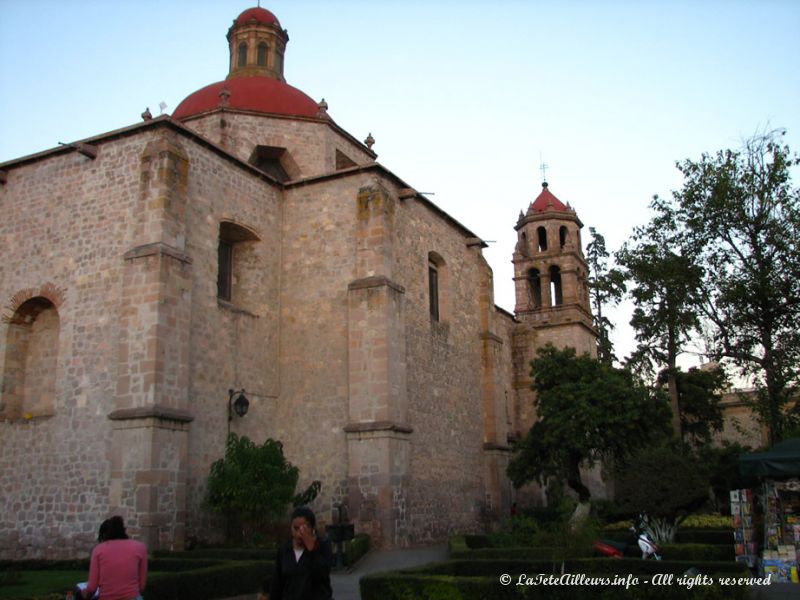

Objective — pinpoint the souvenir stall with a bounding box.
[739,438,800,583]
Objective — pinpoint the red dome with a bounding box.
[235,7,280,26]
[172,77,320,120]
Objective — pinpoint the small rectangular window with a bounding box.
[429,264,439,321]
[218,240,234,301]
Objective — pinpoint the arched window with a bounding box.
[1,297,60,419]
[428,252,448,322]
[429,260,440,321]
[257,42,268,66]
[528,268,542,309]
[218,221,260,304]
[549,266,563,306]
[537,226,548,252]
[559,226,569,248]
[276,51,284,73]
[237,42,248,67]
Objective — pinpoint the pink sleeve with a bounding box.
[87,546,100,594]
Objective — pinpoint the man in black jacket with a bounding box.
[262,506,333,600]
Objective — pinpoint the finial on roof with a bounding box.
[364,132,375,149]
[317,98,330,119]
[141,107,152,121]
[539,156,549,186]
[219,88,231,108]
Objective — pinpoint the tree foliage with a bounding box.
[674,130,800,443]
[206,434,320,544]
[658,365,727,446]
[507,344,671,503]
[620,129,800,444]
[586,227,626,364]
[614,442,709,543]
[617,199,704,435]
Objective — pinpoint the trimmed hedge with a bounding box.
[599,529,733,546]
[451,536,732,563]
[146,559,271,600]
[361,570,750,600]
[369,535,746,599]
[0,557,271,600]
[400,558,747,578]
[675,530,733,545]
[341,533,370,567]
[152,547,273,561]
[659,544,733,562]
[0,560,90,571]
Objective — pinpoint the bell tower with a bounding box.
[511,182,597,433]
[226,7,289,81]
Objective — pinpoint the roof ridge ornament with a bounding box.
[317,98,330,119]
[219,87,231,108]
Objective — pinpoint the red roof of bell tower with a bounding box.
[235,7,280,26]
[528,182,569,214]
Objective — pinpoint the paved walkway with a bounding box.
[330,544,448,600]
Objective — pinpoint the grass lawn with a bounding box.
[0,570,85,598]
[0,570,175,599]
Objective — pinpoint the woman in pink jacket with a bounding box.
[84,516,148,600]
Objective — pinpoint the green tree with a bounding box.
[672,129,800,444]
[658,365,727,445]
[206,434,320,544]
[507,345,671,508]
[586,227,626,364]
[614,442,709,543]
[617,200,704,437]
[696,441,751,513]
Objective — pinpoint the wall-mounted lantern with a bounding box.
[227,388,249,436]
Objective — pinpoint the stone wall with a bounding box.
[392,193,496,544]
[0,133,151,558]
[0,123,286,557]
[170,134,283,544]
[0,116,563,557]
[179,112,374,178]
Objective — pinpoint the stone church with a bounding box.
[0,7,595,558]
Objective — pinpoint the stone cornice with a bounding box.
[108,405,194,423]
[123,242,192,264]
[483,442,512,452]
[343,420,413,434]
[480,331,504,345]
[348,276,405,294]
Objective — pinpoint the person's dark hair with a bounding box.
[98,519,112,542]
[106,516,129,540]
[291,506,316,529]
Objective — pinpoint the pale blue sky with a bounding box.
[2,0,799,363]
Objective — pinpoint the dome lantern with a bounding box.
[226,7,289,81]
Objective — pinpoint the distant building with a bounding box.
[0,6,596,558]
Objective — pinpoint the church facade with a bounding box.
[0,7,595,559]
